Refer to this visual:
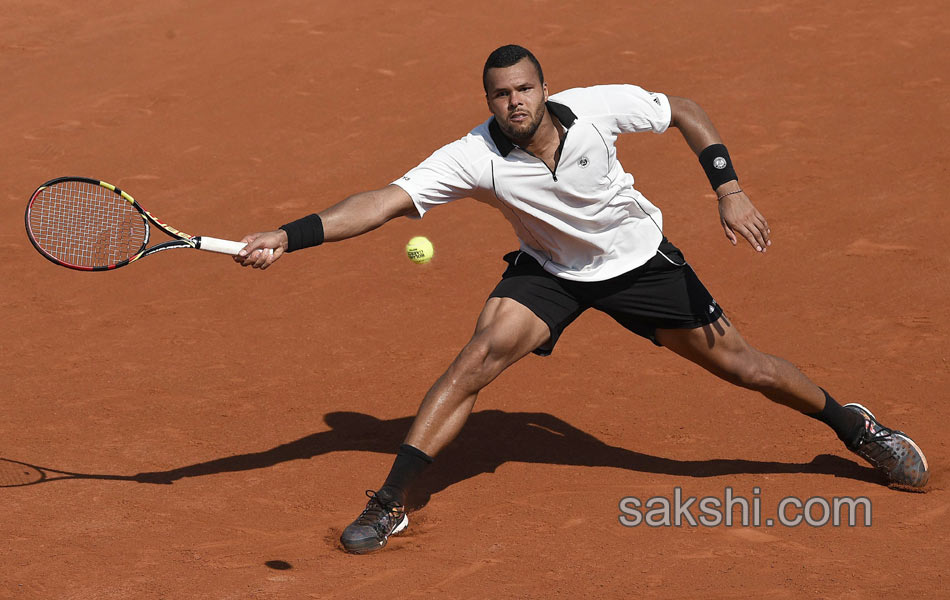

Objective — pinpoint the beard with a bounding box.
[498,106,545,142]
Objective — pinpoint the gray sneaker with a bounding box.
[340,489,409,554]
[844,403,930,489]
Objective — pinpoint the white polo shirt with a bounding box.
[393,84,672,282]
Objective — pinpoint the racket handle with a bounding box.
[196,236,247,255]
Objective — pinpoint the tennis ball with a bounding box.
[406,236,434,264]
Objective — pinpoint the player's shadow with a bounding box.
[130,410,882,506]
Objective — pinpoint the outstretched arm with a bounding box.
[234,184,417,269]
[668,96,770,253]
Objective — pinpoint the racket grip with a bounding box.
[196,236,247,255]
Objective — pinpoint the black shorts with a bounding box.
[488,238,724,355]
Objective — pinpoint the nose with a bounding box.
[508,91,524,108]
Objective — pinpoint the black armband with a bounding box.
[279,213,324,252]
[698,144,738,190]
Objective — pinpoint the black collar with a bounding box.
[488,100,578,157]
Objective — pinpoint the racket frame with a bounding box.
[25,176,240,271]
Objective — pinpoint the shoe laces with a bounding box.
[355,489,404,535]
[852,416,907,468]
[854,418,894,447]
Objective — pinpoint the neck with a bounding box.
[518,110,561,156]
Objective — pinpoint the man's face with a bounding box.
[485,58,548,142]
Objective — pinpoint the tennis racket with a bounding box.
[25,176,246,271]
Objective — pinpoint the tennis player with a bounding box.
[235,45,930,554]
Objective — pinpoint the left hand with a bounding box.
[716,188,771,252]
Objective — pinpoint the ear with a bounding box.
[542,82,549,101]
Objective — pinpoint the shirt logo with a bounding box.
[578,157,590,168]
[713,157,727,170]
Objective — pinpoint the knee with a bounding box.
[453,332,520,383]
[723,353,778,391]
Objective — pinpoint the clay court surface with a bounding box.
[2,1,948,598]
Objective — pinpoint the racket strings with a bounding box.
[29,181,147,268]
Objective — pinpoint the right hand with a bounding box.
[233,229,289,270]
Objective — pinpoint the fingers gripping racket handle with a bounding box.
[196,236,247,255]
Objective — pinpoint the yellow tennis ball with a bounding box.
[406,236,434,264]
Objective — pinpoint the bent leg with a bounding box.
[404,296,551,456]
[340,299,550,553]
[654,316,825,413]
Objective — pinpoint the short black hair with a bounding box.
[482,45,544,92]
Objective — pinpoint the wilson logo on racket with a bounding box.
[25,176,246,271]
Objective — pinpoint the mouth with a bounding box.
[509,111,529,123]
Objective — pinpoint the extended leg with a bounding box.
[655,316,826,414]
[655,317,929,488]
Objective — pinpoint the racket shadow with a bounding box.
[2,410,881,501]
[0,457,141,488]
